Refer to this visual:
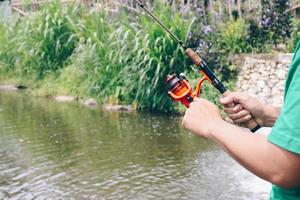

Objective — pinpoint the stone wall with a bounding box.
[230,54,293,107]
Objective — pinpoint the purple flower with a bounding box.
[198,39,209,49]
[261,17,271,27]
[202,25,213,34]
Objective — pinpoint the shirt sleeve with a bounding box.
[267,54,300,155]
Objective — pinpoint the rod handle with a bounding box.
[185,48,202,66]
[222,91,261,132]
[186,48,260,132]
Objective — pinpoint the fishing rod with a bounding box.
[134,0,261,132]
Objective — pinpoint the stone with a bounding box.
[83,98,97,107]
[245,57,258,65]
[0,85,18,91]
[241,85,248,91]
[271,89,281,97]
[262,87,270,94]
[278,80,285,88]
[103,104,133,112]
[277,69,287,79]
[233,54,291,105]
[257,80,266,89]
[250,72,260,81]
[54,96,75,102]
[278,54,293,64]
[270,62,276,68]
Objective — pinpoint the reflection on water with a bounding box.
[0,92,270,199]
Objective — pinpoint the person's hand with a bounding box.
[219,92,265,126]
[182,97,222,139]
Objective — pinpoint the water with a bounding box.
[0,92,270,200]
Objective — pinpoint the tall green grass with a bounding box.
[0,21,17,72]
[115,7,194,111]
[13,2,82,78]
[0,2,213,112]
[66,3,195,111]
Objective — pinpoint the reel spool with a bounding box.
[165,73,208,107]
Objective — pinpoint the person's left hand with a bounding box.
[182,97,222,139]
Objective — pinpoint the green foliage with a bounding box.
[0,21,17,71]
[14,2,82,78]
[1,0,299,113]
[270,0,292,45]
[188,20,243,83]
[0,2,196,112]
[115,6,193,111]
[69,10,117,98]
[245,18,270,52]
[287,19,300,52]
[260,0,292,46]
[220,19,251,53]
[70,4,193,111]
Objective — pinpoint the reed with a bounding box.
[13,2,82,78]
[0,1,229,112]
[67,3,194,111]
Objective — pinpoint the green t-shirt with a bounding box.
[267,41,300,200]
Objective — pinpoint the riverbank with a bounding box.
[0,3,195,112]
[1,2,298,112]
[0,80,134,112]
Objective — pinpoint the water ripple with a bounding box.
[0,92,270,199]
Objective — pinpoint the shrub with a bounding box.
[245,17,270,53]
[220,18,251,53]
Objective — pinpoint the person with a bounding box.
[182,41,300,200]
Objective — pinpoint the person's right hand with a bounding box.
[219,92,266,126]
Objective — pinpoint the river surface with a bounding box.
[0,92,270,200]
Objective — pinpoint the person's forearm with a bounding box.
[261,105,281,127]
[209,119,300,188]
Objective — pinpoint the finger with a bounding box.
[233,114,251,124]
[182,113,187,129]
[181,119,186,129]
[223,104,243,114]
[189,101,197,109]
[193,97,201,102]
[228,109,250,120]
[182,109,192,129]
[220,92,244,106]
[190,97,205,108]
[219,95,234,105]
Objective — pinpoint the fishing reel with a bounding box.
[165,73,209,108]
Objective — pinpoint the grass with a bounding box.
[0,1,242,112]
[1,0,298,117]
